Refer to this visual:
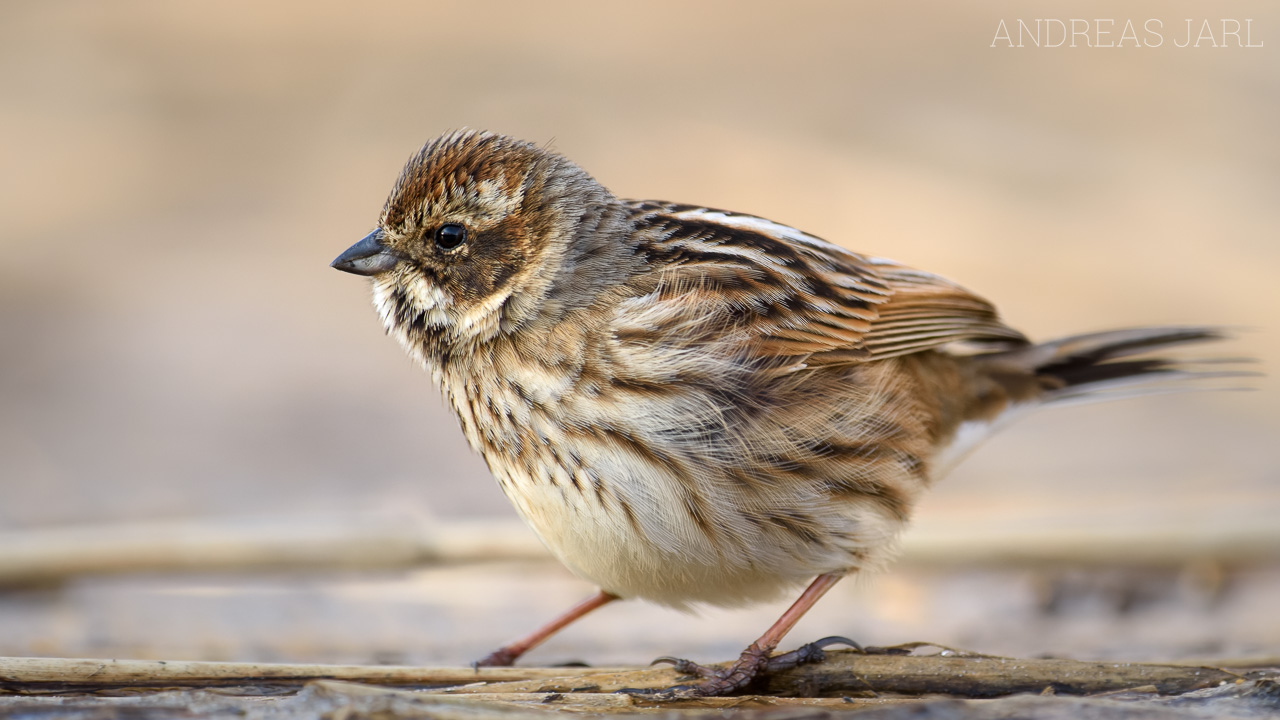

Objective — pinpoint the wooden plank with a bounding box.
[2,507,1278,588]
[0,650,1254,699]
[0,517,547,587]
[0,656,627,692]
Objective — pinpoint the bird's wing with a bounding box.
[624,202,1028,366]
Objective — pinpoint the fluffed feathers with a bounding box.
[335,129,1237,610]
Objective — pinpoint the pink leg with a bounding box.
[475,589,619,667]
[662,572,847,696]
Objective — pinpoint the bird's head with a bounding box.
[333,130,629,353]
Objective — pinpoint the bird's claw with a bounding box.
[765,635,863,672]
[650,655,723,678]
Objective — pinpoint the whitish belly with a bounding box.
[484,448,893,610]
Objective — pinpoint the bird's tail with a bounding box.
[927,327,1250,479]
[984,326,1250,406]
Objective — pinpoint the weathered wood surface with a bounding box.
[0,517,547,588]
[432,648,1261,700]
[0,655,621,693]
[3,673,1278,720]
[3,509,1278,588]
[1,651,1277,719]
[0,649,1268,697]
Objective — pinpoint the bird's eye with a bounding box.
[434,223,467,251]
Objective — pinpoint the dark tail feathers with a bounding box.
[983,327,1251,404]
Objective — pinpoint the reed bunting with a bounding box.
[333,129,1228,696]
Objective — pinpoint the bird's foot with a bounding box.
[472,647,518,668]
[760,635,863,672]
[648,636,862,697]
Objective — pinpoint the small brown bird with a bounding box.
[333,129,1228,696]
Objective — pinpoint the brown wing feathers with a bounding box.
[631,203,1027,365]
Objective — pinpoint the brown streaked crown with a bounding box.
[381,130,533,234]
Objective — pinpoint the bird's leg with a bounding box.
[474,589,618,667]
[654,572,847,696]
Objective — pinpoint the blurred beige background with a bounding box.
[0,1,1276,666]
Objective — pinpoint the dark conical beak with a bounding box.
[331,229,402,276]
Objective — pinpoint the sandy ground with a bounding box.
[0,1,1276,665]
